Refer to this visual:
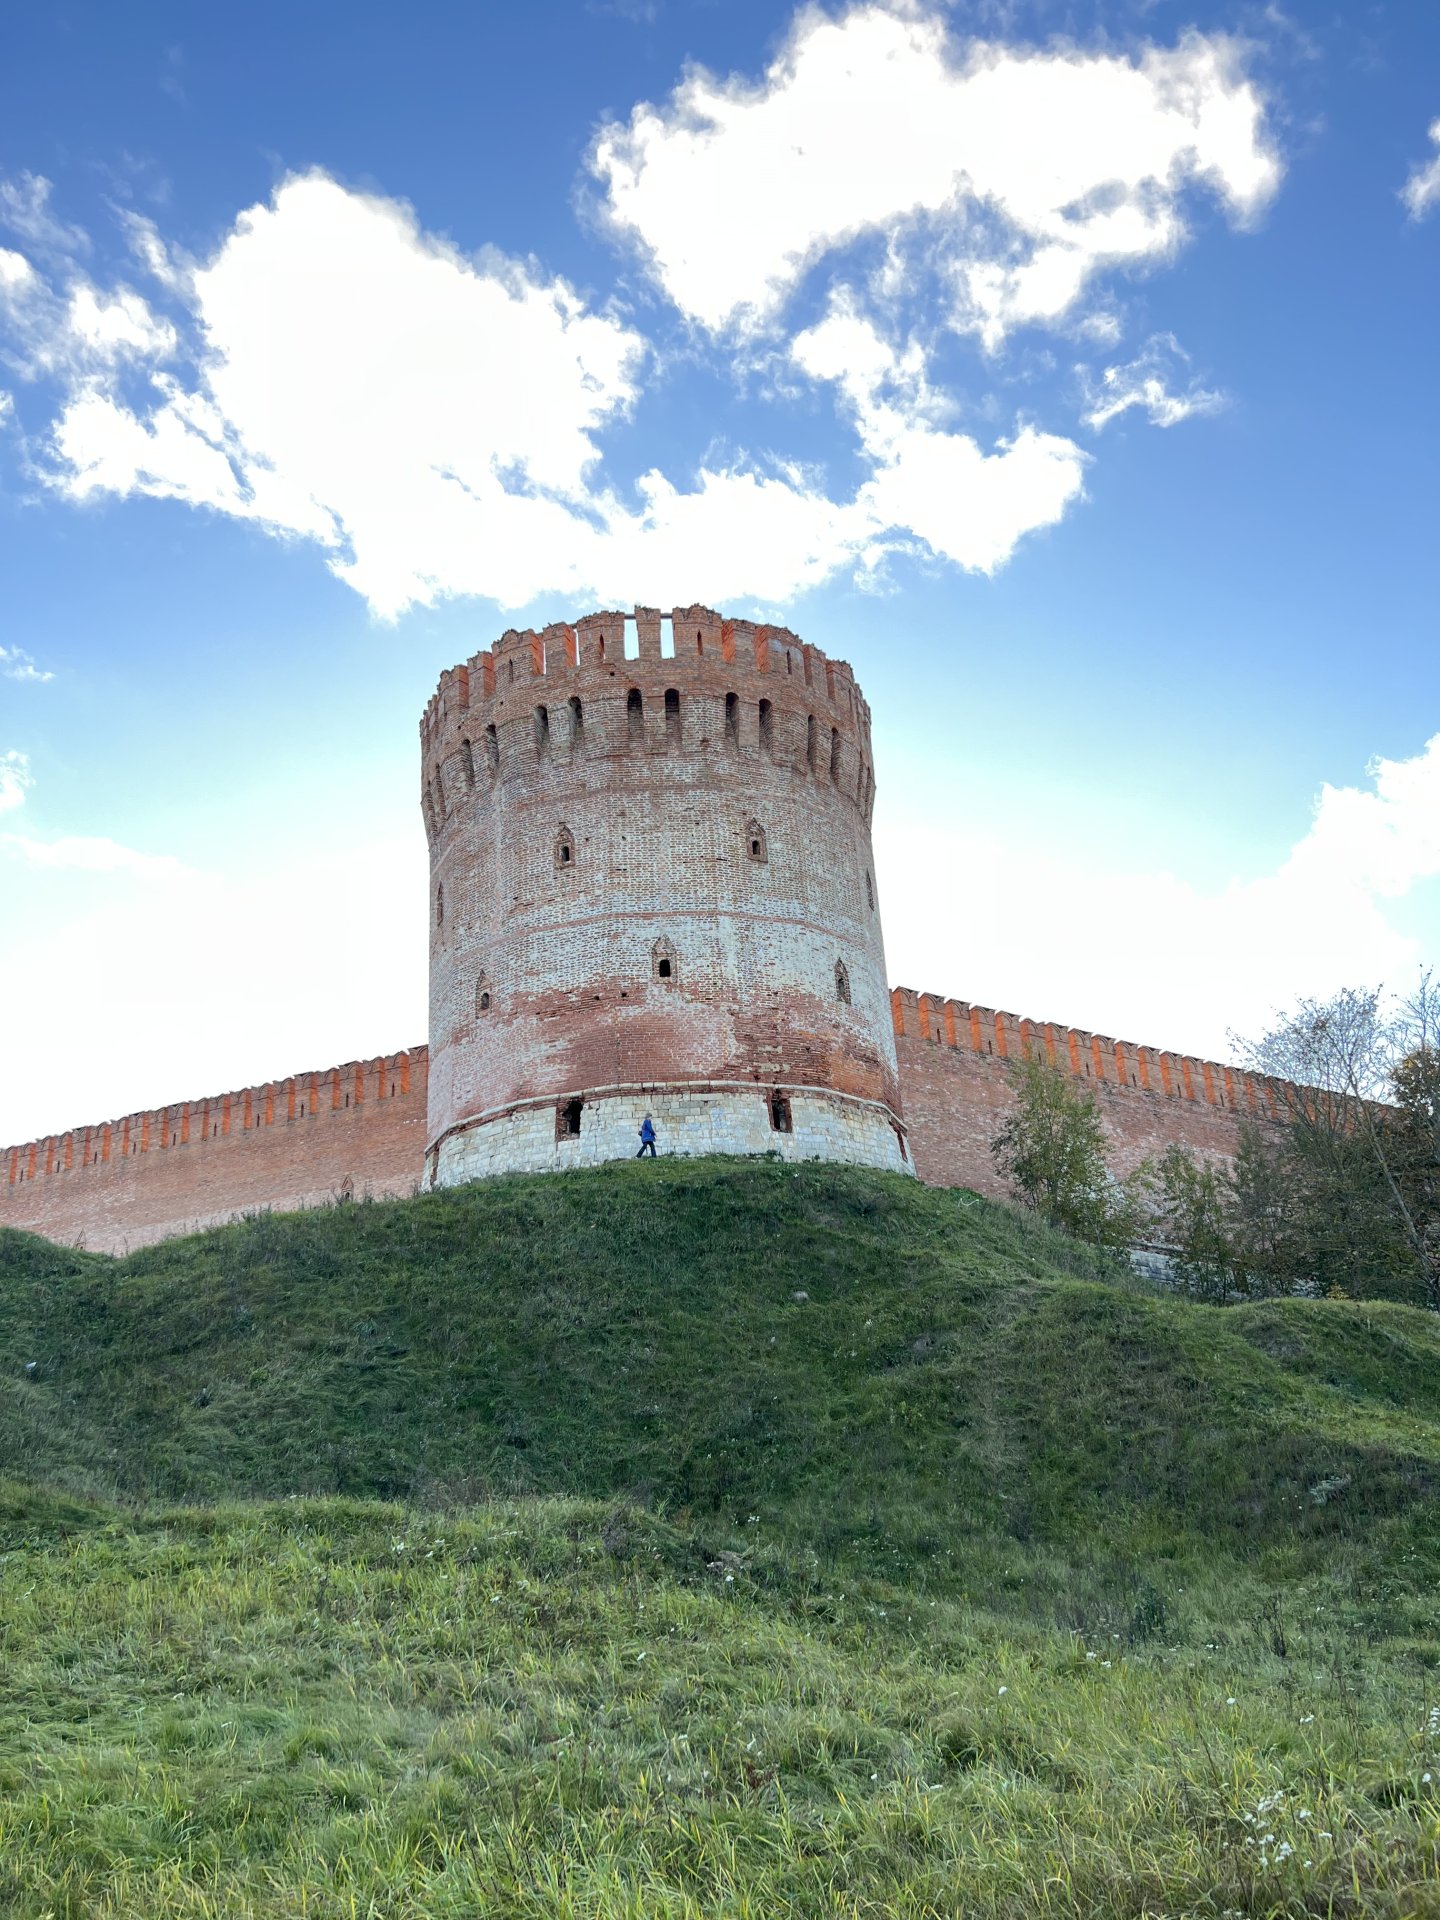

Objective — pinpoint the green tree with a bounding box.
[992,1056,1150,1252]
[1155,1143,1242,1303]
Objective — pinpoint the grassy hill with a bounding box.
[3,1158,1440,1915]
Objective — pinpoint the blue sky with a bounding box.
[1,0,1437,1142]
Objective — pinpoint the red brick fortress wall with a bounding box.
[420,605,907,1181]
[1,1050,428,1255]
[891,989,1289,1195]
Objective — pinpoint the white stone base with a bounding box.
[430,1085,914,1186]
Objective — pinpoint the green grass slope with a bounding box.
[3,1159,1440,1916]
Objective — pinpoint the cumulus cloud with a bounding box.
[793,294,1087,570]
[29,170,1087,612]
[1081,332,1225,431]
[0,644,53,683]
[881,733,1440,1063]
[593,6,1279,343]
[0,748,32,812]
[1401,119,1440,220]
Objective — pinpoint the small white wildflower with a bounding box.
[1226,1696,1238,1707]
[636,1651,646,1661]
[1318,1830,1332,1839]
[1101,1660,1112,1669]
[998,1685,1008,1696]
[1299,1714,1314,1724]
[1425,1772,1433,1784]
[725,1573,735,1583]
[1299,1809,1311,1820]
[1086,1651,1097,1661]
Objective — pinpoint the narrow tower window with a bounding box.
[627,688,644,743]
[664,687,681,745]
[725,692,739,745]
[557,1097,583,1139]
[568,696,584,746]
[865,869,875,911]
[460,738,475,789]
[834,958,851,1005]
[758,698,773,753]
[652,936,678,983]
[476,972,492,1013]
[555,823,574,869]
[436,883,445,928]
[534,705,551,756]
[483,724,499,774]
[830,727,841,784]
[746,819,768,864]
[806,715,817,770]
[769,1089,792,1133]
[696,629,704,654]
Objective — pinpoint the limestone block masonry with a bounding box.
[418,606,912,1183]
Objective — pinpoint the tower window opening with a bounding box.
[627,687,644,743]
[597,633,606,661]
[865,869,875,911]
[652,936,678,984]
[436,883,445,928]
[769,1089,793,1133]
[460,738,475,789]
[835,958,851,1004]
[483,724,499,774]
[568,695,584,746]
[806,715,817,770]
[534,704,551,756]
[785,651,793,675]
[746,819,768,864]
[476,971,492,1014]
[664,687,681,744]
[557,1097,583,1139]
[725,691,740,745]
[555,823,574,868]
[758,698,773,753]
[508,658,515,683]
[830,727,841,783]
[696,628,704,654]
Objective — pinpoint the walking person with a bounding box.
[637,1113,657,1158]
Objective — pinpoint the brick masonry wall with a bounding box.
[1,1052,428,1255]
[0,999,1299,1253]
[422,606,904,1180]
[891,988,1288,1194]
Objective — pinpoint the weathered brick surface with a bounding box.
[2,608,1311,1254]
[1,1053,427,1255]
[420,607,907,1183]
[891,989,1287,1194]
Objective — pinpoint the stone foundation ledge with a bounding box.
[429,1085,913,1186]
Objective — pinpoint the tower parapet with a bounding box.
[422,604,907,1183]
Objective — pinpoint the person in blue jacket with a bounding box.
[637,1113,657,1157]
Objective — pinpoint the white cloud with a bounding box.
[593,7,1279,343]
[0,248,36,293]
[0,748,32,812]
[0,828,426,1143]
[1401,119,1440,220]
[0,644,54,683]
[31,170,1084,612]
[793,295,1087,571]
[0,173,89,256]
[0,832,190,878]
[1081,332,1225,431]
[63,282,176,363]
[880,733,1440,1064]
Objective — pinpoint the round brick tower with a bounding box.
[419,604,910,1183]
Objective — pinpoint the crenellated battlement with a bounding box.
[420,605,868,739]
[3,1048,428,1193]
[890,989,1296,1121]
[419,605,878,844]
